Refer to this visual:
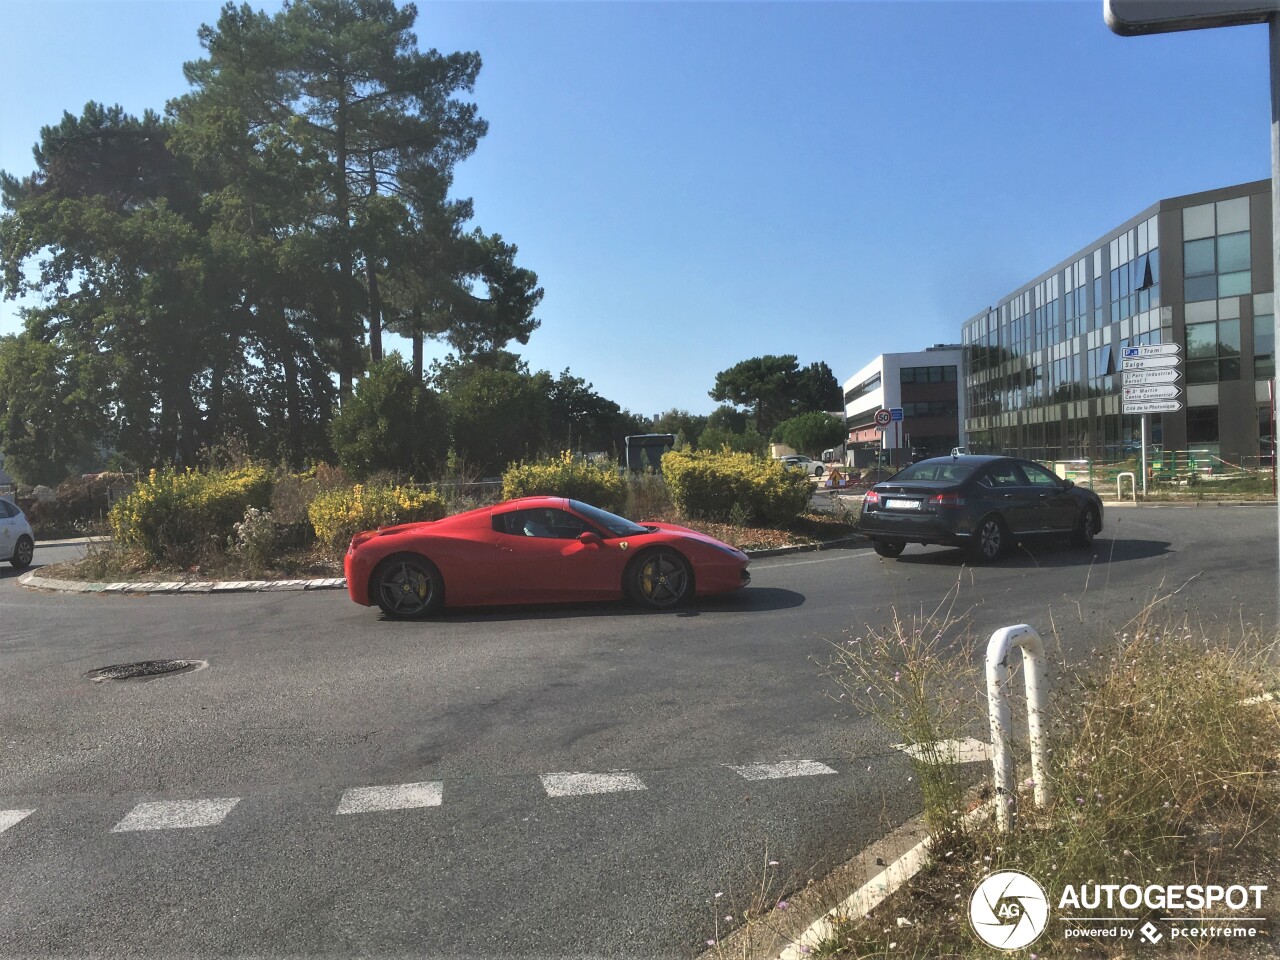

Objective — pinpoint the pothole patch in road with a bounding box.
[84,659,208,683]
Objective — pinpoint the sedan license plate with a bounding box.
[885,498,920,511]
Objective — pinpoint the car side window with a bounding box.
[498,508,590,540]
[1020,463,1062,488]
[0,500,15,519]
[976,462,1022,488]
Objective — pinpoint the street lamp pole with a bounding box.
[1270,13,1280,622]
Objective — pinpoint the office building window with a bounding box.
[1185,299,1241,383]
[1255,293,1275,380]
[1187,406,1217,445]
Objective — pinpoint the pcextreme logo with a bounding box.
[969,870,1050,950]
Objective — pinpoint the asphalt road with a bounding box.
[0,506,1275,958]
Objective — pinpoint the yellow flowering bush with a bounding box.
[501,451,626,514]
[109,465,274,564]
[662,448,811,524]
[307,483,447,549]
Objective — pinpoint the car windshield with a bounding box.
[568,500,648,538]
[890,461,977,483]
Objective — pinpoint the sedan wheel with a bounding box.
[629,550,692,609]
[872,539,905,559]
[1073,507,1099,548]
[10,535,33,570]
[371,554,443,620]
[970,516,1007,563]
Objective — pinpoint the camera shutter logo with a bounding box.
[969,870,1049,950]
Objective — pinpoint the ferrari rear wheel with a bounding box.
[628,549,693,609]
[371,553,444,620]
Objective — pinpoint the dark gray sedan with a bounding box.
[857,455,1103,561]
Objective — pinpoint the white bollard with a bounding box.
[986,624,1052,831]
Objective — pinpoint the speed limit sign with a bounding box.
[873,408,892,427]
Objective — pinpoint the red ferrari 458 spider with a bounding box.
[344,496,752,619]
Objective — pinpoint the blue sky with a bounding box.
[0,0,1273,417]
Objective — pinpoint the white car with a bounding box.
[780,455,825,477]
[0,499,34,569]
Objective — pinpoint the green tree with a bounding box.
[793,361,842,413]
[773,411,846,457]
[547,369,627,453]
[651,408,709,450]
[179,0,541,393]
[709,356,842,434]
[434,354,550,474]
[0,103,223,467]
[330,356,447,478]
[697,425,767,457]
[0,335,105,485]
[705,404,749,434]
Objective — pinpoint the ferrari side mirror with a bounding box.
[578,532,603,545]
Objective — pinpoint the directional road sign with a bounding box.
[1123,367,1182,385]
[1123,356,1181,370]
[1123,385,1181,401]
[1123,399,1184,414]
[1123,344,1181,358]
[889,407,904,422]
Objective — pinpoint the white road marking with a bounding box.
[766,553,874,568]
[336,781,443,815]
[539,771,647,797]
[893,737,992,764]
[111,798,240,832]
[0,810,34,834]
[728,760,838,781]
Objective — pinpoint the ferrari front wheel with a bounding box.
[371,553,444,620]
[628,549,693,609]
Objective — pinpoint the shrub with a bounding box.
[661,449,810,524]
[22,472,133,537]
[624,472,674,520]
[501,452,626,514]
[229,507,281,572]
[109,465,273,565]
[307,483,447,549]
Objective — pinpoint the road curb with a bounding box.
[1104,499,1274,507]
[17,536,867,595]
[16,571,347,595]
[744,535,868,559]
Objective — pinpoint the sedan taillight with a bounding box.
[863,489,881,506]
[931,492,966,507]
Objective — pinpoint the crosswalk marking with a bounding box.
[539,771,647,797]
[336,782,443,815]
[0,810,34,834]
[728,760,838,781]
[111,798,241,832]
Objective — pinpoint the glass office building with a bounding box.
[961,179,1274,464]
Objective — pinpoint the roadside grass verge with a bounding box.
[803,603,1279,958]
[702,595,1278,960]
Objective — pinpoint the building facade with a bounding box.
[843,345,966,467]
[962,179,1274,464]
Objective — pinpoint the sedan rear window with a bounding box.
[891,461,976,483]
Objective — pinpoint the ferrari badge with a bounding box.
[620,541,629,551]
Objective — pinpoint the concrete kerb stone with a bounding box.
[16,538,865,595]
[17,570,347,595]
[744,534,869,559]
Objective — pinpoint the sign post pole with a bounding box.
[1141,415,1148,497]
[1271,12,1280,626]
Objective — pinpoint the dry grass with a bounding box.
[799,602,1280,959]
